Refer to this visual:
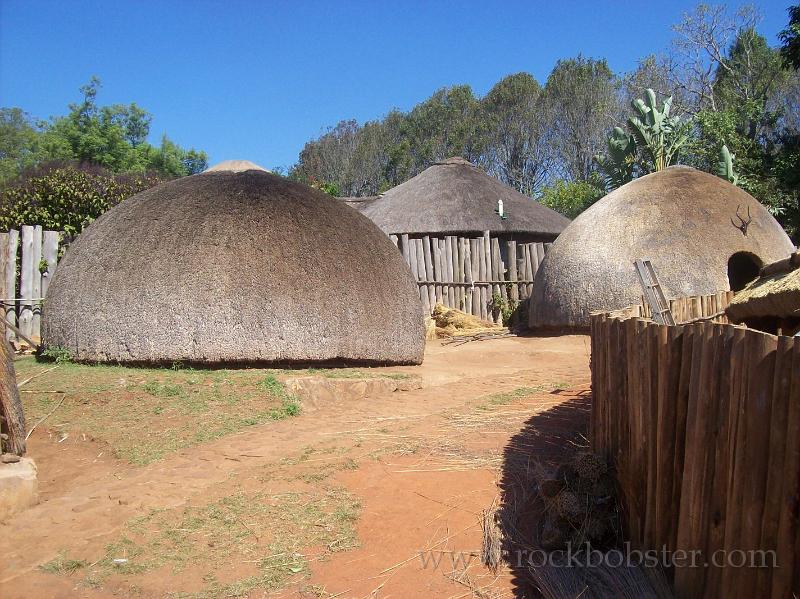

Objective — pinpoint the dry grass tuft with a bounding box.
[480,500,503,574]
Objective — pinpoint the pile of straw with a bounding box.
[431,303,503,338]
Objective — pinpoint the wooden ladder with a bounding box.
[634,259,676,326]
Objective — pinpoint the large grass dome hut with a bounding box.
[530,166,795,329]
[42,160,425,365]
[362,157,570,241]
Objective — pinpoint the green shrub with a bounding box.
[0,162,162,236]
[38,345,72,364]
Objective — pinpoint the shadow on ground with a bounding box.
[497,388,593,598]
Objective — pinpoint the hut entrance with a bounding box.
[727,251,762,291]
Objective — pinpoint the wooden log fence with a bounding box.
[390,231,550,323]
[590,291,800,598]
[0,226,62,345]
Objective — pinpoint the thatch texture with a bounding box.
[726,251,800,322]
[338,196,379,212]
[0,338,25,455]
[530,166,795,329]
[362,157,570,238]
[43,164,425,365]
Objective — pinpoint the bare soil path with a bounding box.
[0,335,591,599]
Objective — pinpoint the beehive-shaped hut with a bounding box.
[531,166,795,329]
[362,157,570,241]
[42,161,425,364]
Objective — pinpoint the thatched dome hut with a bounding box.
[726,250,800,335]
[362,157,570,241]
[530,166,795,329]
[42,161,425,365]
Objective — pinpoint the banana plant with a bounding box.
[595,127,637,189]
[715,144,738,185]
[628,89,691,172]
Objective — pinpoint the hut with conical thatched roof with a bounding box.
[530,166,795,330]
[725,250,800,335]
[348,158,570,321]
[362,157,570,241]
[42,160,425,365]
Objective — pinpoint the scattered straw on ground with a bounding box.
[431,304,504,338]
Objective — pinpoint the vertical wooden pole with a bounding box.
[19,225,34,340]
[444,236,454,308]
[4,230,18,342]
[414,239,430,315]
[463,239,473,316]
[477,236,487,320]
[456,237,466,311]
[470,239,481,317]
[754,335,793,595]
[41,231,60,300]
[507,241,518,303]
[30,225,43,339]
[772,337,800,599]
[492,238,507,303]
[422,236,435,310]
[0,233,7,339]
[400,233,410,267]
[433,237,443,306]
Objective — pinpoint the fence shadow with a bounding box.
[497,388,593,598]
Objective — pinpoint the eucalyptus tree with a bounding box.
[480,73,554,196]
[541,56,621,182]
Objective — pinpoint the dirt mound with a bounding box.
[432,304,503,338]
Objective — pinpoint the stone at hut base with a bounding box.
[0,458,38,521]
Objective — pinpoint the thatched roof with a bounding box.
[205,160,269,173]
[43,165,425,365]
[339,196,380,212]
[726,251,800,322]
[530,166,795,329]
[361,157,570,238]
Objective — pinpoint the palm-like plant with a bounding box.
[628,89,691,171]
[715,144,739,185]
[595,127,637,189]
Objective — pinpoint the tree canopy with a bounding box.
[0,77,208,186]
[0,78,208,235]
[291,3,800,240]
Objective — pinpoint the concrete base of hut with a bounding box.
[283,376,422,410]
[0,458,38,521]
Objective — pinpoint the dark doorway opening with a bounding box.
[727,251,762,291]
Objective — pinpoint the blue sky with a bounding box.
[0,1,793,170]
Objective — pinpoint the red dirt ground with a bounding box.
[0,335,591,599]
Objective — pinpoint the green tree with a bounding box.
[480,73,552,195]
[4,77,208,181]
[538,179,606,219]
[0,108,41,184]
[780,5,800,70]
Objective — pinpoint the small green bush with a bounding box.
[38,345,72,364]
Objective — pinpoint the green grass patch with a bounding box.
[39,551,88,575]
[477,382,571,410]
[15,357,303,465]
[43,487,361,597]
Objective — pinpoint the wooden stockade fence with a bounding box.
[390,231,550,322]
[0,226,61,345]
[590,291,800,599]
